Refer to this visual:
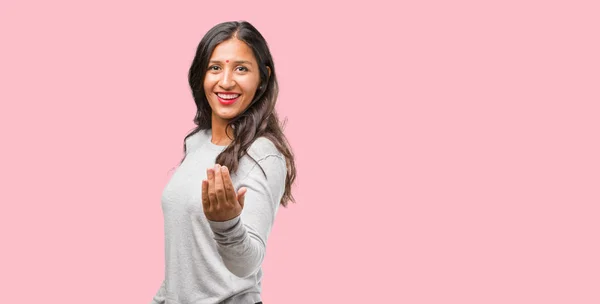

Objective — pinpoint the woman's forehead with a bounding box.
[209,39,255,62]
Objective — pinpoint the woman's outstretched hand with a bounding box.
[202,164,247,222]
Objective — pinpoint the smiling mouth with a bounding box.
[216,93,241,100]
[215,93,240,105]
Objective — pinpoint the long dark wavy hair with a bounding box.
[181,21,296,207]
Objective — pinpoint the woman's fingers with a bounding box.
[207,167,217,207]
[201,179,210,210]
[214,164,227,205]
[237,187,247,209]
[203,164,244,221]
[221,166,237,203]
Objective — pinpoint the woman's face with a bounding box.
[203,38,261,125]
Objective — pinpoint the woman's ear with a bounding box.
[267,66,271,78]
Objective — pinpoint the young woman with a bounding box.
[150,21,296,304]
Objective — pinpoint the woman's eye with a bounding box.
[208,66,220,71]
[236,66,248,72]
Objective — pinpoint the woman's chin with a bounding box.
[213,111,237,121]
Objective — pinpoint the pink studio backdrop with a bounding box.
[1,0,598,303]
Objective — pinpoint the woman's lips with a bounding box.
[216,94,240,105]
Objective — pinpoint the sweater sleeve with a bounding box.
[150,280,166,304]
[207,154,287,278]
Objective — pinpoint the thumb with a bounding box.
[237,187,247,208]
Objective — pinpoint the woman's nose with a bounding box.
[219,71,236,89]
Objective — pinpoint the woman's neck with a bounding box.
[211,116,234,146]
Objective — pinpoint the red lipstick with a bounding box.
[216,93,240,105]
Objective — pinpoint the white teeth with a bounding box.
[217,93,240,100]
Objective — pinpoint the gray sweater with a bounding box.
[151,129,287,304]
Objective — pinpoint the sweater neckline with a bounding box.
[205,129,229,151]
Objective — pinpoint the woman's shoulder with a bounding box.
[236,136,287,181]
[246,136,284,162]
[235,136,285,174]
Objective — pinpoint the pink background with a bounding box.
[1,0,599,303]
